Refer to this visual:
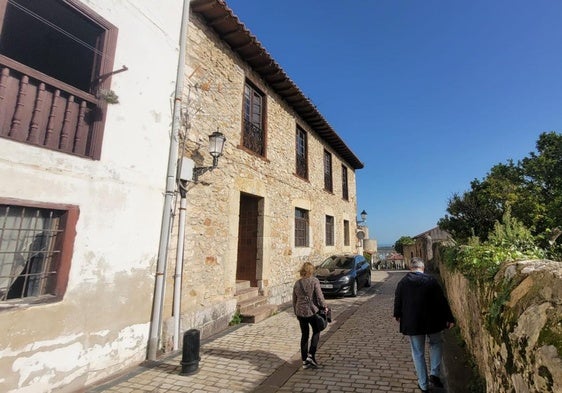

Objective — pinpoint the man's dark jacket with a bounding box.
[393,272,455,335]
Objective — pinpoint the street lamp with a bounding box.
[192,130,226,181]
[356,210,367,256]
[357,210,367,225]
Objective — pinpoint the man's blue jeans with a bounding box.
[409,332,443,390]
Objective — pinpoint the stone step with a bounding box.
[234,282,277,324]
[235,280,251,292]
[234,286,259,303]
[240,304,278,324]
[237,295,268,314]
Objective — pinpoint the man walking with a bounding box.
[393,257,455,392]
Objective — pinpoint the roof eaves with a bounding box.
[190,0,364,170]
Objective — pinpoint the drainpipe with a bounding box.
[173,184,187,350]
[148,0,190,361]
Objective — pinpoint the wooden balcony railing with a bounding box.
[0,55,104,159]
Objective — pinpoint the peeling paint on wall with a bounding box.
[2,324,149,393]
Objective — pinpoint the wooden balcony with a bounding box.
[0,55,105,159]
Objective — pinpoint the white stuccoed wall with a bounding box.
[0,1,183,392]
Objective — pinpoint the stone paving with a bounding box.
[87,271,453,393]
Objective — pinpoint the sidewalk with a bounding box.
[87,271,470,393]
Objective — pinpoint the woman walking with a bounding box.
[292,261,328,369]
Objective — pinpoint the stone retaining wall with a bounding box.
[436,250,562,392]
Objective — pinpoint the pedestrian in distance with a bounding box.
[292,261,328,369]
[393,257,455,392]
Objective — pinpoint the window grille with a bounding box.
[0,205,64,301]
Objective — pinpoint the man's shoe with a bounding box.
[429,375,443,388]
[306,355,319,368]
[302,361,310,369]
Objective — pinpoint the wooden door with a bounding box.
[236,194,259,286]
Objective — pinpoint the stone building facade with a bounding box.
[159,0,364,348]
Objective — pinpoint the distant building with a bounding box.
[402,227,453,269]
[376,246,396,262]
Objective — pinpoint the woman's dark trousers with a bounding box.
[297,315,320,361]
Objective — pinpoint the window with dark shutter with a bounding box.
[325,215,334,246]
[295,208,309,247]
[324,150,333,192]
[295,127,308,179]
[342,165,349,200]
[343,220,350,246]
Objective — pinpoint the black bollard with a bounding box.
[180,329,200,375]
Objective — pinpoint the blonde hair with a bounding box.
[299,262,315,278]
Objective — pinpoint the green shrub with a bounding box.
[443,209,545,284]
[229,311,242,326]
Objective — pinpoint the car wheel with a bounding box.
[351,279,358,297]
[365,272,371,287]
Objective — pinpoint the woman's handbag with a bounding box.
[314,308,328,331]
[299,280,328,331]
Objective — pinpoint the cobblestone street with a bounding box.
[88,271,466,393]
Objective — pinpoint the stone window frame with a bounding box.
[0,198,79,308]
[0,0,118,160]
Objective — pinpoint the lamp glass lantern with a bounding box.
[208,130,226,167]
[360,210,367,222]
[191,130,227,181]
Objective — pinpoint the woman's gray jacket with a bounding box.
[292,276,327,317]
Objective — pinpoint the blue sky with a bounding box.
[225,0,562,246]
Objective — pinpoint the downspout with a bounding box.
[148,0,190,361]
[173,185,187,350]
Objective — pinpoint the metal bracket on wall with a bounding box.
[95,65,129,85]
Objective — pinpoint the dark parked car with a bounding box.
[315,254,371,297]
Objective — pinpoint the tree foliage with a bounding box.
[438,131,562,258]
